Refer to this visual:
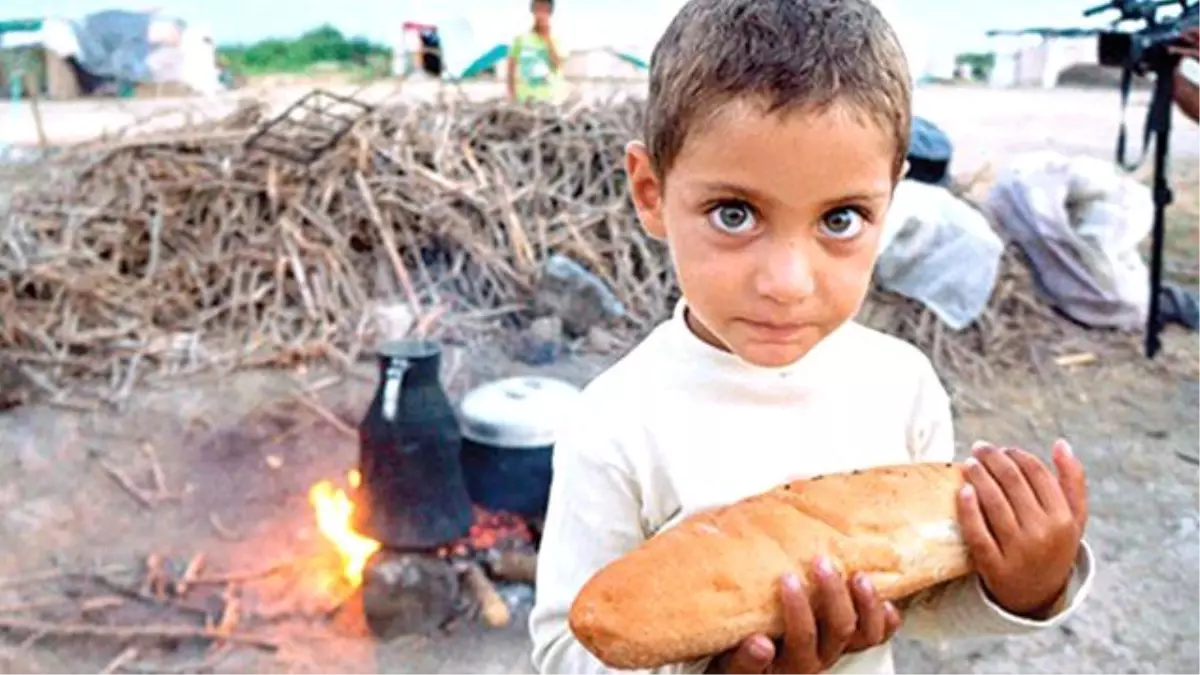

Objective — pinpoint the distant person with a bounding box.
[506,0,563,103]
[1171,26,1199,123]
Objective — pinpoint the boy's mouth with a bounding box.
[737,318,812,342]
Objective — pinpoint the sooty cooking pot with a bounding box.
[458,376,582,518]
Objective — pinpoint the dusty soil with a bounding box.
[1,85,1198,674]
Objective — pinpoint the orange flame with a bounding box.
[308,470,380,587]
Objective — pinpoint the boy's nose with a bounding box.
[754,243,816,304]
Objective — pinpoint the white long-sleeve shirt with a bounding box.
[530,303,1095,674]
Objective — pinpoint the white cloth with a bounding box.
[529,302,1095,674]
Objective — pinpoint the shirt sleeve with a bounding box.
[900,356,1097,641]
[528,403,710,674]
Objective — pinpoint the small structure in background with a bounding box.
[0,18,81,100]
[986,31,1102,89]
[559,47,646,81]
[394,21,444,79]
[0,9,225,101]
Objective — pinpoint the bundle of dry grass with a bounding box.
[0,94,1095,408]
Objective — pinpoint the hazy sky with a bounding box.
[12,0,1121,51]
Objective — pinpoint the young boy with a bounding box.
[529,0,1095,673]
[506,0,564,103]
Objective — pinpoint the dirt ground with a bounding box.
[1,85,1198,674]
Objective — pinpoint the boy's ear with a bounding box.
[625,141,667,240]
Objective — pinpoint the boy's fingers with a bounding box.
[882,601,903,641]
[957,484,1003,575]
[850,574,885,647]
[964,456,1020,547]
[812,558,856,666]
[778,573,819,671]
[1052,440,1089,531]
[720,635,774,674]
[975,448,1042,523]
[1008,449,1070,517]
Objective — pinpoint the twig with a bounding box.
[140,443,169,499]
[141,554,168,601]
[99,646,139,675]
[91,572,210,620]
[0,597,72,614]
[99,461,154,509]
[189,558,301,586]
[458,562,510,628]
[290,391,356,439]
[23,73,48,148]
[1175,450,1200,466]
[208,513,242,541]
[212,584,241,642]
[0,616,281,651]
[118,644,232,674]
[175,554,207,597]
[0,564,130,590]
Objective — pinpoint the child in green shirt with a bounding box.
[507,0,564,103]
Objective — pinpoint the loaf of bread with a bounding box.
[568,462,972,670]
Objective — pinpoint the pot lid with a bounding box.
[459,376,583,448]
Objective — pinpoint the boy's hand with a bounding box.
[958,440,1088,618]
[713,558,902,674]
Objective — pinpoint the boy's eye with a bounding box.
[706,202,757,235]
[819,207,865,240]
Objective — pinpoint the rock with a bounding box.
[0,359,33,412]
[585,326,624,354]
[512,316,564,366]
[533,254,625,337]
[361,550,461,640]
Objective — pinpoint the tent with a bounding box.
[0,10,223,97]
[459,43,508,79]
[457,43,648,81]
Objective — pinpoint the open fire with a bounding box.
[307,469,539,639]
[308,470,379,588]
[308,470,536,589]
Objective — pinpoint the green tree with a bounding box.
[218,24,391,76]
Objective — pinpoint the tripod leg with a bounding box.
[1144,56,1178,359]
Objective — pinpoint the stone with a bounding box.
[360,550,461,640]
[512,316,564,366]
[0,359,32,412]
[532,254,625,337]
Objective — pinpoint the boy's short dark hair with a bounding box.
[644,0,912,180]
[532,0,553,10]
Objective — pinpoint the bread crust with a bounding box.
[568,463,972,670]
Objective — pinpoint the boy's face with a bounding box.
[532,2,552,30]
[626,100,896,368]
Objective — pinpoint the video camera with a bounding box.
[1089,0,1199,73]
[1082,0,1198,358]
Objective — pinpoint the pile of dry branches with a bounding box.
[0,94,1091,408]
